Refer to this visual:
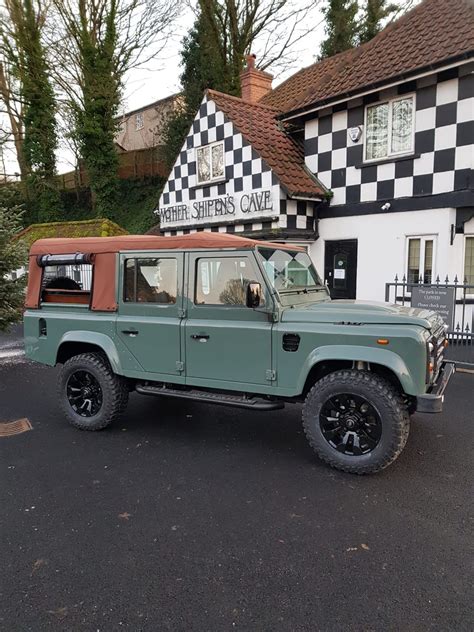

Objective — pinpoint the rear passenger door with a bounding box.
[184,252,273,388]
[116,252,185,380]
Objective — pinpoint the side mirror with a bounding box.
[246,281,262,308]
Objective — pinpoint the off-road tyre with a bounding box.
[302,370,410,474]
[58,352,129,431]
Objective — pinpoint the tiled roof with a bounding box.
[262,0,474,115]
[208,90,325,199]
[14,218,128,249]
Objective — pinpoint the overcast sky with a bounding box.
[1,0,416,175]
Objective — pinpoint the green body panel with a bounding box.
[24,247,439,399]
[24,305,139,372]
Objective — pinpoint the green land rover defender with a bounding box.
[24,233,454,474]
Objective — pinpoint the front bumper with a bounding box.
[416,361,456,414]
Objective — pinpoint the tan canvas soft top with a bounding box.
[26,232,304,311]
[29,232,303,255]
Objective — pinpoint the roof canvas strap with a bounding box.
[36,253,94,267]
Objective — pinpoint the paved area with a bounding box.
[0,331,473,631]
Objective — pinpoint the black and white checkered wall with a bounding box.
[159,95,316,236]
[305,62,473,206]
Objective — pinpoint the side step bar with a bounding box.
[135,383,285,411]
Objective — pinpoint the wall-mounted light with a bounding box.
[381,202,391,211]
[348,126,362,143]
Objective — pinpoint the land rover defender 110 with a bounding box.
[24,233,454,474]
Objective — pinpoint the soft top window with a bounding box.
[40,259,93,305]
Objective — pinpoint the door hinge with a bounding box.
[178,308,187,318]
[176,361,185,373]
[266,369,277,382]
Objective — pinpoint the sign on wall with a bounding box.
[410,286,456,328]
[155,188,276,229]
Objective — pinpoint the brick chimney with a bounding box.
[240,54,273,103]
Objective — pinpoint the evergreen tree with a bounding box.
[2,0,62,222]
[358,0,398,44]
[53,0,179,217]
[163,12,230,168]
[0,198,26,331]
[319,0,359,59]
[72,6,121,216]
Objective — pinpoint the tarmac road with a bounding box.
[0,334,473,631]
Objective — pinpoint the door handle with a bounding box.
[190,334,209,340]
[122,329,139,336]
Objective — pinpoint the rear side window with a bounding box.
[40,263,93,305]
[124,258,177,304]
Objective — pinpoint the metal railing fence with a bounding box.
[385,274,473,344]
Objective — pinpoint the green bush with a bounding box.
[59,176,165,234]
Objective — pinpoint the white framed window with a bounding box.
[464,236,474,285]
[196,141,225,184]
[406,236,435,285]
[135,112,144,131]
[364,95,415,162]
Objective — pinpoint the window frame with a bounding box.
[463,235,474,291]
[405,235,437,286]
[363,94,416,164]
[135,112,144,131]
[196,140,225,185]
[123,256,178,305]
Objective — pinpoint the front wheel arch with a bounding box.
[302,360,405,398]
[296,344,424,397]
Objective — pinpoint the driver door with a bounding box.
[184,252,274,388]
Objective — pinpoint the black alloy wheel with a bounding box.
[66,370,103,417]
[302,369,410,474]
[319,393,382,455]
[58,352,128,431]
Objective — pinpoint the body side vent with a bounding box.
[283,333,300,352]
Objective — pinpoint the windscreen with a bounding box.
[257,248,322,289]
[257,247,329,305]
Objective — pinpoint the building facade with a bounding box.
[151,0,474,317]
[115,94,181,152]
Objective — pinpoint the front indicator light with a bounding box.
[377,339,389,345]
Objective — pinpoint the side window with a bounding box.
[196,141,224,184]
[464,236,474,285]
[364,95,414,162]
[406,236,435,284]
[195,257,264,306]
[124,258,177,304]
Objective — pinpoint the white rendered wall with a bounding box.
[309,208,462,301]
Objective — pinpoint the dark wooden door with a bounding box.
[324,239,358,299]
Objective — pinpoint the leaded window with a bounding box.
[197,141,225,184]
[365,96,414,162]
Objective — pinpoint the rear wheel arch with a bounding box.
[55,333,122,375]
[57,341,107,365]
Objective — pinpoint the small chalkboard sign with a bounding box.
[410,286,455,328]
